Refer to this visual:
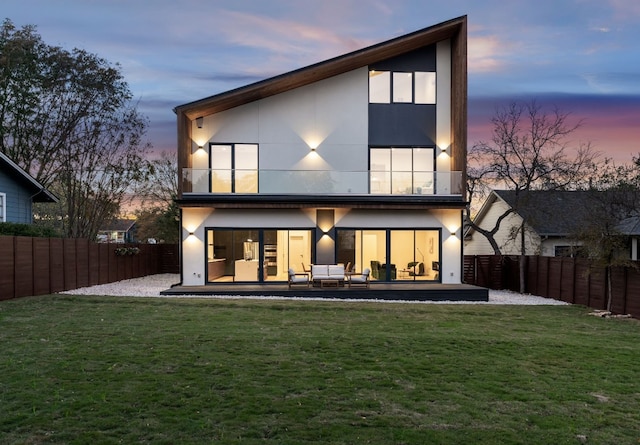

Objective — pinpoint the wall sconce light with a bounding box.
[310,147,316,152]
[188,231,195,236]
[196,117,203,129]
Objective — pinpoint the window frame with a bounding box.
[368,147,435,194]
[369,70,436,105]
[209,143,259,193]
[0,192,5,222]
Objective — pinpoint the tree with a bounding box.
[467,100,599,291]
[0,19,152,239]
[571,159,640,311]
[134,150,179,243]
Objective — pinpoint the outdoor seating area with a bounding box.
[311,264,346,287]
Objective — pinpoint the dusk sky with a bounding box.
[3,0,639,163]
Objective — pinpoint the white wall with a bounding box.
[465,199,541,256]
[192,68,369,179]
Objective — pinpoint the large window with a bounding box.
[205,228,312,283]
[369,70,436,104]
[0,192,5,222]
[210,143,258,193]
[370,147,434,194]
[337,229,440,281]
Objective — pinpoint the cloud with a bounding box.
[213,10,371,63]
[468,34,515,73]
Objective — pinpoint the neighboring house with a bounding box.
[173,16,468,286]
[0,151,58,224]
[97,219,137,243]
[465,189,640,260]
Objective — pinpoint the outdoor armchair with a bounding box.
[288,268,310,288]
[348,268,370,288]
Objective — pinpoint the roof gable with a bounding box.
[0,152,58,203]
[174,16,467,120]
[489,189,640,236]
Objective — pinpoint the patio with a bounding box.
[161,282,489,301]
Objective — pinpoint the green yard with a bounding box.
[1,295,639,444]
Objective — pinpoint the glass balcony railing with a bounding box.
[182,169,463,196]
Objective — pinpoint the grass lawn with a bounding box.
[1,295,639,444]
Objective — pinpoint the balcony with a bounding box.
[182,169,463,196]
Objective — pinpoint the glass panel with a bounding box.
[391,230,414,281]
[210,145,232,193]
[235,170,258,193]
[413,148,434,194]
[233,230,260,281]
[360,230,386,281]
[369,70,390,103]
[393,72,413,103]
[370,148,390,194]
[416,230,440,281]
[336,230,355,273]
[288,230,312,274]
[206,229,233,282]
[235,144,257,170]
[415,72,436,104]
[391,149,412,194]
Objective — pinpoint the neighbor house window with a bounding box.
[210,143,258,193]
[369,148,434,194]
[0,192,5,222]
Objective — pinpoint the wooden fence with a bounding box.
[0,236,179,300]
[464,255,640,318]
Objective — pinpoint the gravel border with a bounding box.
[58,274,569,305]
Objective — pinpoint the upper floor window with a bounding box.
[370,147,435,194]
[0,192,5,221]
[369,70,436,104]
[210,143,258,193]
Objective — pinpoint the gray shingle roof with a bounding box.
[494,189,640,236]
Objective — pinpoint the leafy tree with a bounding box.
[571,159,640,311]
[0,19,152,239]
[134,151,179,243]
[467,100,599,291]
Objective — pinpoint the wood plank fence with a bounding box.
[0,236,179,300]
[464,255,640,318]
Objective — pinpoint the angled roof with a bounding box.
[485,189,640,236]
[0,152,58,203]
[99,218,136,232]
[174,15,467,119]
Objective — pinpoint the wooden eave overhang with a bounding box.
[173,15,467,119]
[177,194,468,210]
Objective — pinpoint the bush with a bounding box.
[0,222,61,238]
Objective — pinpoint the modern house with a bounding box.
[0,151,58,224]
[173,16,468,287]
[465,189,640,259]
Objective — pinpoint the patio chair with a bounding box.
[348,268,370,288]
[288,268,310,288]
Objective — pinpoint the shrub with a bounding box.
[0,222,60,238]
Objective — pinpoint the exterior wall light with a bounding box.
[196,117,203,129]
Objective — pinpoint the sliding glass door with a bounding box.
[205,229,312,283]
[337,229,440,281]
